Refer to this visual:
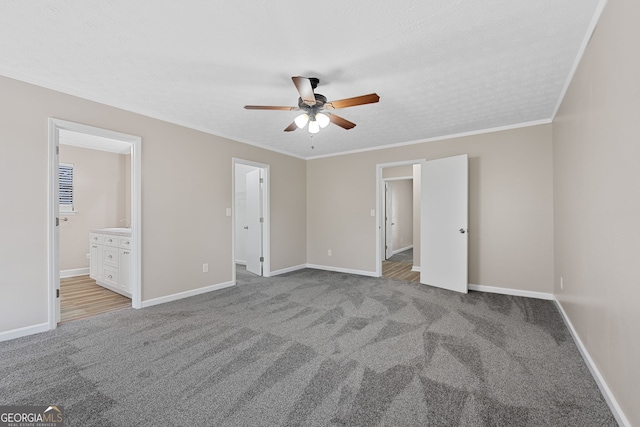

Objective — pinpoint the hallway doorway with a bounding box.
[382,248,419,282]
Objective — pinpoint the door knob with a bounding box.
[459,228,466,234]
[244,226,248,229]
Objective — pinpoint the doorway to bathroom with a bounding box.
[48,119,142,328]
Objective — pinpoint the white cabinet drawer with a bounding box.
[90,233,103,244]
[102,246,119,268]
[103,235,119,247]
[102,266,119,287]
[119,236,132,249]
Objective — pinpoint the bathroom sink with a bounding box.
[92,227,132,235]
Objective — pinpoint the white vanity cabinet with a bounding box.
[89,229,132,297]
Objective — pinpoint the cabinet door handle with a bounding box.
[107,275,113,279]
[124,241,130,244]
[92,245,98,248]
[124,252,130,255]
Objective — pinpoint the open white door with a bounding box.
[385,182,393,259]
[245,169,263,276]
[54,151,61,323]
[420,154,468,293]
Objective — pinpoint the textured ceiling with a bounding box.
[0,1,603,159]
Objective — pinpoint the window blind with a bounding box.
[59,163,74,211]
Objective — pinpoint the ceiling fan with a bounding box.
[244,76,380,134]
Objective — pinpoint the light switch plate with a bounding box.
[226,208,231,217]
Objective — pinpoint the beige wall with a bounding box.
[382,164,413,179]
[124,153,131,226]
[308,125,555,293]
[59,145,128,270]
[0,75,306,333]
[553,0,640,424]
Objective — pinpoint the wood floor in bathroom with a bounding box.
[60,275,130,323]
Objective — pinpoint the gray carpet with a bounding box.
[0,267,616,426]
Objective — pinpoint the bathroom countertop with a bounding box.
[91,227,132,236]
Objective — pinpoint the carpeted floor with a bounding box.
[0,267,616,426]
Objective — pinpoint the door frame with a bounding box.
[384,181,393,259]
[47,118,142,329]
[232,158,270,281]
[376,159,426,277]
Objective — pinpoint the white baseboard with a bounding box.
[468,284,554,300]
[235,260,246,266]
[554,298,630,427]
[411,266,420,272]
[269,264,307,276]
[0,322,50,343]
[392,245,413,255]
[60,268,90,278]
[306,264,378,278]
[140,280,235,309]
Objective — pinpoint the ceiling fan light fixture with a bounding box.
[308,119,320,134]
[316,113,330,128]
[294,113,309,128]
[244,76,379,134]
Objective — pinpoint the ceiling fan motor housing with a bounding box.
[308,77,320,89]
[298,93,327,110]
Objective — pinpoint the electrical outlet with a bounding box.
[560,277,563,290]
[328,249,332,256]
[85,253,90,259]
[203,263,209,273]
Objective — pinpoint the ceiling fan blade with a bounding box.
[329,114,356,130]
[284,121,298,132]
[244,105,298,111]
[325,93,380,110]
[292,76,316,106]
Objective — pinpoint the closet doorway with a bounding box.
[233,158,270,280]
